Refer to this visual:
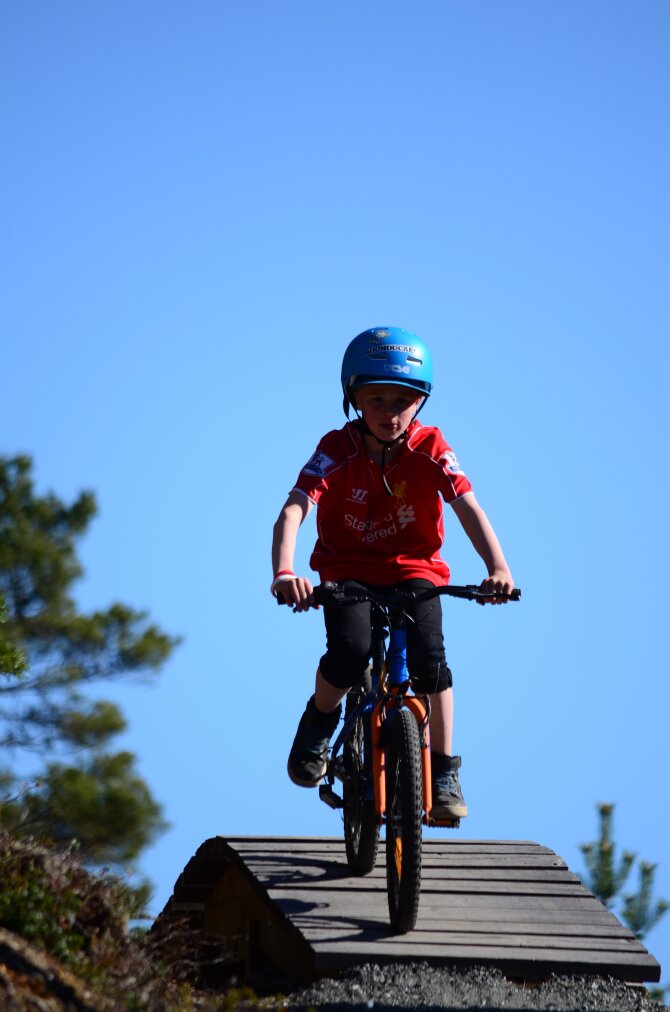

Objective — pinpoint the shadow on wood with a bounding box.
[151,836,661,990]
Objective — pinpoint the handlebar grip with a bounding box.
[474,586,522,601]
[276,582,337,607]
[448,584,521,602]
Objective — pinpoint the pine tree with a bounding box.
[623,862,670,940]
[580,802,635,910]
[0,594,26,679]
[0,455,180,866]
[581,802,668,940]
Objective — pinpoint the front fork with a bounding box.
[371,692,433,824]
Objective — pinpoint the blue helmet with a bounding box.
[341,327,433,413]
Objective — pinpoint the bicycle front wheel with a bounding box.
[385,706,423,933]
[343,687,380,875]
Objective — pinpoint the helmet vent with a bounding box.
[367,352,388,360]
[407,356,422,365]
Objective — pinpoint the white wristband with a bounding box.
[271,572,297,596]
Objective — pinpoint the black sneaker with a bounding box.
[431,754,468,819]
[287,696,341,787]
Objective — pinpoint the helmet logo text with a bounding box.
[364,344,418,356]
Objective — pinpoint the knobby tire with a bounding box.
[385,706,423,933]
[343,686,380,875]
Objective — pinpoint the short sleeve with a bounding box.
[436,444,473,503]
[292,432,342,505]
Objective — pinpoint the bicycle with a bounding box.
[280,580,521,933]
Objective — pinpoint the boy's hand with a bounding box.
[274,575,319,612]
[479,569,514,605]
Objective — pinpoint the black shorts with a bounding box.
[319,578,453,695]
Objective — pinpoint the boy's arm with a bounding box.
[451,493,514,603]
[271,490,316,611]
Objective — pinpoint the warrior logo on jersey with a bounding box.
[441,450,464,476]
[303,450,336,478]
[348,488,369,503]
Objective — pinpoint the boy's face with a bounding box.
[354,384,423,441]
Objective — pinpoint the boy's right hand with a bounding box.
[273,575,318,612]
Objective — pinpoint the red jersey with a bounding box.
[292,419,473,585]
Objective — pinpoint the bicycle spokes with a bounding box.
[342,688,380,876]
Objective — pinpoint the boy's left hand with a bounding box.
[479,569,514,605]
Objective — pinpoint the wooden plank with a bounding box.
[231,840,553,852]
[283,928,643,950]
[421,881,586,896]
[242,852,571,871]
[293,926,639,947]
[231,842,563,860]
[296,926,639,947]
[283,907,622,930]
[416,855,568,867]
[265,880,587,897]
[249,865,584,887]
[249,862,581,884]
[311,936,655,961]
[422,868,581,881]
[225,836,543,849]
[244,862,574,891]
[268,887,617,913]
[310,940,658,978]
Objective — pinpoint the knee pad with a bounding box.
[319,649,369,690]
[410,662,453,696]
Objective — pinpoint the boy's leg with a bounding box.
[428,687,468,819]
[314,669,348,713]
[288,589,371,787]
[403,579,468,820]
[428,686,454,755]
[287,672,345,788]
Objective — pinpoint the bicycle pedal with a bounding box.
[319,784,343,810]
[427,816,461,829]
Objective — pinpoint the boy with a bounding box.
[271,327,514,820]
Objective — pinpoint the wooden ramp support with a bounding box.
[154,836,661,988]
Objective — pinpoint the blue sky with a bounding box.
[3,0,669,980]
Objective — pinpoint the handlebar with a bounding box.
[429,584,521,603]
[278,581,521,607]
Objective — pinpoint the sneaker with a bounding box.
[287,696,341,787]
[431,754,468,819]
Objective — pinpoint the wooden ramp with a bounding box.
[154,835,661,987]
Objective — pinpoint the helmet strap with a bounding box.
[380,442,394,496]
[354,418,408,497]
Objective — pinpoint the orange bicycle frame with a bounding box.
[371,692,433,823]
